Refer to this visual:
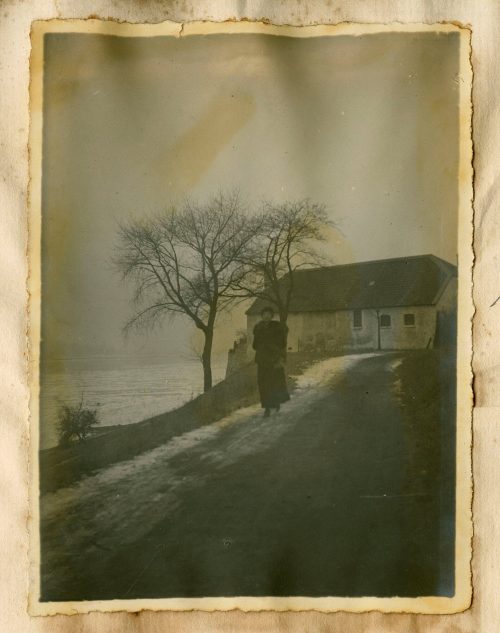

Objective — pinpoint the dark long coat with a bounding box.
[252,319,290,409]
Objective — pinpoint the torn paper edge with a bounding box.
[26,18,474,616]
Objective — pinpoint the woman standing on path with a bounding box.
[252,307,290,418]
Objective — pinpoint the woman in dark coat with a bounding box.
[252,307,290,417]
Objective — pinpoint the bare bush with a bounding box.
[57,399,98,446]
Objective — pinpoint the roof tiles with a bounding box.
[246,255,456,315]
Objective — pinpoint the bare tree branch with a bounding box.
[233,199,334,324]
[114,191,257,391]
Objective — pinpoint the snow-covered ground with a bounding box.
[40,353,379,575]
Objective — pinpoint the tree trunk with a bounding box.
[201,329,214,392]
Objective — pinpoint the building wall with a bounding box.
[436,277,458,313]
[294,310,376,353]
[246,279,456,354]
[226,335,249,377]
[434,277,458,348]
[247,305,438,354]
[376,306,437,349]
[246,314,259,360]
[293,307,437,352]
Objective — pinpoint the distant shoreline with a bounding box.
[41,355,228,366]
[39,357,229,450]
[39,351,331,493]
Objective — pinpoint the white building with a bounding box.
[245,255,457,354]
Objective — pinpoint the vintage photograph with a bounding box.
[28,21,472,613]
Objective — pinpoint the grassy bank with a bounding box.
[394,348,457,593]
[39,352,325,494]
[394,348,456,493]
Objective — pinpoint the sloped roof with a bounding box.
[246,255,456,315]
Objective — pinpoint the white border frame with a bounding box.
[27,19,473,615]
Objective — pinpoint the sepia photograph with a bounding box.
[28,20,472,614]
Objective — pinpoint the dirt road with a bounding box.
[40,352,454,601]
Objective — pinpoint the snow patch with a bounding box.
[294,353,378,391]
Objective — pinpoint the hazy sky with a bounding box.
[41,30,460,361]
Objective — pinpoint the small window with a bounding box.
[404,313,416,327]
[353,309,362,329]
[380,314,392,328]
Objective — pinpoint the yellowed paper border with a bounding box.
[27,18,473,616]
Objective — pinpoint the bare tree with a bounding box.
[232,199,332,324]
[115,192,255,391]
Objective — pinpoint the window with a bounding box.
[380,314,392,328]
[353,309,362,329]
[404,313,416,327]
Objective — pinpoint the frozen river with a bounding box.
[39,357,227,449]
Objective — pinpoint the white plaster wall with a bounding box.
[297,310,377,351]
[436,277,458,313]
[378,306,437,349]
[264,306,439,352]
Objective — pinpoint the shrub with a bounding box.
[56,399,98,446]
